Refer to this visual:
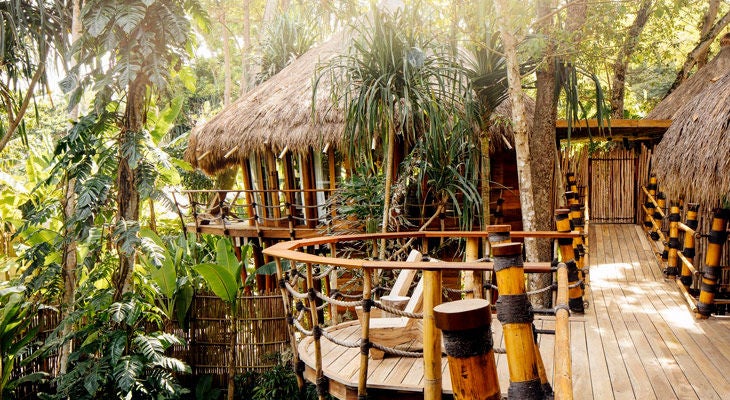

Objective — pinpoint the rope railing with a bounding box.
[264,226,581,400]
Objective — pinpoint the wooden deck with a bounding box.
[298,224,730,399]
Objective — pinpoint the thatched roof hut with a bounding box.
[647,34,730,120]
[185,28,533,176]
[185,32,349,175]
[652,71,730,206]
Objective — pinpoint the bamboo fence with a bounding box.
[562,143,652,224]
[13,290,288,395]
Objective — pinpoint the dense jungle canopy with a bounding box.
[1,0,729,398]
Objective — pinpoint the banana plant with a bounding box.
[193,238,251,400]
[138,229,194,329]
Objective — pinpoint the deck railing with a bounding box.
[641,173,730,318]
[263,223,584,400]
[173,189,336,238]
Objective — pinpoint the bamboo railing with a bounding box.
[641,176,730,318]
[264,226,583,400]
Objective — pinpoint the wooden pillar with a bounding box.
[656,193,669,263]
[357,268,373,398]
[241,159,256,224]
[487,225,512,304]
[423,268,443,400]
[306,263,327,400]
[696,208,730,319]
[275,257,306,391]
[434,299,500,400]
[644,174,657,232]
[463,237,482,299]
[494,194,505,225]
[300,152,317,228]
[556,209,584,313]
[553,262,573,399]
[568,198,587,291]
[265,150,282,225]
[680,203,700,288]
[665,201,681,277]
[492,242,544,399]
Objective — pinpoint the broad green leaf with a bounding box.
[150,96,183,143]
[174,282,193,329]
[255,259,290,276]
[215,239,241,279]
[193,263,238,303]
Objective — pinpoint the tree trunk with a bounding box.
[59,0,83,374]
[669,10,730,93]
[697,0,721,68]
[240,0,251,94]
[528,0,559,307]
[222,13,232,106]
[379,125,396,260]
[113,78,145,300]
[480,134,490,231]
[610,0,654,119]
[494,0,539,263]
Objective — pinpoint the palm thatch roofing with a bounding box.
[652,72,730,207]
[646,35,730,120]
[185,32,349,174]
[185,31,534,175]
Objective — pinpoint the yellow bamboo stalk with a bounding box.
[423,269,443,400]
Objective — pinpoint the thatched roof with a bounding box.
[185,30,534,175]
[647,35,730,120]
[185,32,349,174]
[652,72,730,207]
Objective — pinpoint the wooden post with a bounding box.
[463,237,483,299]
[656,192,668,263]
[644,174,657,232]
[494,195,505,225]
[306,263,328,400]
[423,268,443,400]
[556,209,584,313]
[569,201,587,290]
[357,268,373,398]
[696,208,729,319]
[492,242,544,399]
[241,160,256,224]
[665,201,681,277]
[265,150,282,225]
[680,203,700,288]
[487,225,512,304]
[553,262,573,399]
[275,257,306,392]
[434,299,500,400]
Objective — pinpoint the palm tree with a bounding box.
[0,0,67,153]
[315,5,479,259]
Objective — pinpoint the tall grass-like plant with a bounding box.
[315,5,479,256]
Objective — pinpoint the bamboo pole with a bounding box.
[492,242,544,399]
[554,262,573,399]
[643,174,658,232]
[423,268,443,400]
[680,203,700,289]
[306,263,327,400]
[357,268,373,398]
[665,202,681,277]
[275,257,306,391]
[463,237,482,299]
[556,209,584,313]
[433,299,500,400]
[487,225,512,304]
[696,209,729,319]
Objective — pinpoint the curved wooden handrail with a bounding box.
[263,230,584,272]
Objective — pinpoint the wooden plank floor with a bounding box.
[298,224,730,399]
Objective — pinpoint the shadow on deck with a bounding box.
[298,224,730,400]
